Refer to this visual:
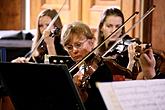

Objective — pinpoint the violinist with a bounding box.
[11,8,68,63]
[61,21,113,110]
[96,7,140,74]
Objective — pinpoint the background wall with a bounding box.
[0,0,164,61]
[0,0,25,30]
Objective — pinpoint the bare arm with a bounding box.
[43,29,57,56]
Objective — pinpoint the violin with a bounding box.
[102,36,141,71]
[104,35,141,58]
[76,53,133,91]
[78,54,102,89]
[0,96,15,110]
[134,43,152,58]
[72,54,102,102]
[103,58,133,81]
[73,52,133,103]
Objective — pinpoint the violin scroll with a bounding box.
[135,43,152,58]
[49,27,61,38]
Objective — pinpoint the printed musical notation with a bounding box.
[96,79,165,110]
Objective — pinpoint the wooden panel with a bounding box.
[122,0,134,37]
[43,0,70,9]
[30,0,82,28]
[95,0,121,6]
[134,0,142,39]
[41,0,72,25]
[152,0,165,51]
[82,0,121,28]
[30,0,141,39]
[30,0,68,29]
[30,0,43,29]
[0,0,25,30]
[152,0,165,76]
[70,0,82,21]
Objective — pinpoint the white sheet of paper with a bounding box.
[96,79,165,110]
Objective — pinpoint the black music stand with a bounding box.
[0,62,86,110]
[48,55,75,68]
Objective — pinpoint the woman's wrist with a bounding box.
[47,44,56,55]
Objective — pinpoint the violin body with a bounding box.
[73,53,134,105]
[103,57,133,81]
[75,53,133,92]
[0,96,15,110]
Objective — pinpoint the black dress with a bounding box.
[82,57,113,110]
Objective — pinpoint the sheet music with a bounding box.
[96,79,165,110]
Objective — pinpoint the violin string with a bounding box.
[102,5,156,57]
[24,0,67,61]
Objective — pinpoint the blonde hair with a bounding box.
[61,21,94,47]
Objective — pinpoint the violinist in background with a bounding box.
[11,8,68,63]
[61,21,113,110]
[95,7,148,80]
[96,7,140,68]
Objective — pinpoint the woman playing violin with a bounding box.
[11,8,68,63]
[61,21,113,110]
[96,7,141,73]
